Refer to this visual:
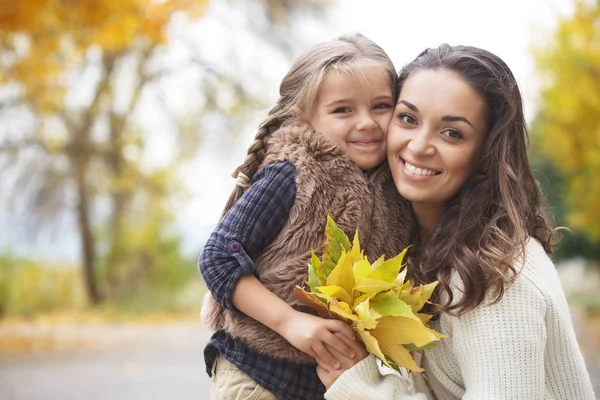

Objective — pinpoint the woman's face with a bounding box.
[387,68,488,214]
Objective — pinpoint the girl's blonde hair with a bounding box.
[221,33,396,217]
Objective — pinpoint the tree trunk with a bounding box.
[75,155,100,304]
[106,119,127,294]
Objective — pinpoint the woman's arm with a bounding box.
[322,354,428,400]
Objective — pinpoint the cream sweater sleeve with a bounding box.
[325,355,428,400]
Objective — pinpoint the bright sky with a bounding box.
[0,0,575,261]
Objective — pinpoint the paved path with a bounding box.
[0,321,213,400]
[0,316,598,399]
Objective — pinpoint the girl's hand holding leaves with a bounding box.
[294,216,446,373]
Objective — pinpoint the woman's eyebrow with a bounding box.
[442,115,475,129]
[399,99,476,130]
[397,100,418,112]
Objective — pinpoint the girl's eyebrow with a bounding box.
[324,99,351,107]
[398,99,476,129]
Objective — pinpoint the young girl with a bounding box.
[199,33,412,400]
[318,45,596,399]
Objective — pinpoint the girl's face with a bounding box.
[387,68,488,219]
[307,63,394,170]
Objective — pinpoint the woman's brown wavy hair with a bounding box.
[398,45,558,316]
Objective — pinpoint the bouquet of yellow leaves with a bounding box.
[294,216,446,373]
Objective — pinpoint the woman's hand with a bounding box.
[316,334,368,390]
[276,311,357,372]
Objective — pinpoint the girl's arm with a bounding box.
[200,161,356,370]
[232,274,358,370]
[199,162,296,313]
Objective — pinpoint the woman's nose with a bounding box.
[407,130,436,157]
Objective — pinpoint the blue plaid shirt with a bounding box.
[199,161,326,400]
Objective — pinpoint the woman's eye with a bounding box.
[442,129,463,140]
[333,106,352,114]
[397,113,417,125]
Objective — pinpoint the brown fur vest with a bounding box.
[201,121,412,364]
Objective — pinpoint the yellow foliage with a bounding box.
[533,0,600,240]
[0,0,208,113]
[295,216,445,373]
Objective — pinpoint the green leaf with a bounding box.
[371,292,418,320]
[322,216,351,278]
[307,250,323,290]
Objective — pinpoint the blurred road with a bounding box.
[0,321,213,400]
[0,315,598,400]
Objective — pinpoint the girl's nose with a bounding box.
[357,113,377,131]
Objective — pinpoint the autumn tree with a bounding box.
[0,0,330,304]
[532,0,600,247]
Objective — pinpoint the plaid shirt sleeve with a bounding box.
[199,161,297,313]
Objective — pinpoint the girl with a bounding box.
[319,45,596,399]
[199,33,412,400]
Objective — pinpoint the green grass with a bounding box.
[0,252,206,320]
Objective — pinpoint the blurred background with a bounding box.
[0,0,598,398]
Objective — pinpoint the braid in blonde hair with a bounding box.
[221,100,290,218]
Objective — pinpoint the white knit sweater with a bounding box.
[325,239,596,400]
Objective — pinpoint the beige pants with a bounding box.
[210,355,277,400]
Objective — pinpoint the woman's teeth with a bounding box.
[405,161,439,176]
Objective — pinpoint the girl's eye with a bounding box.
[442,129,463,140]
[374,102,393,110]
[332,106,352,114]
[397,113,417,125]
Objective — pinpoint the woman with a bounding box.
[317,45,596,400]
